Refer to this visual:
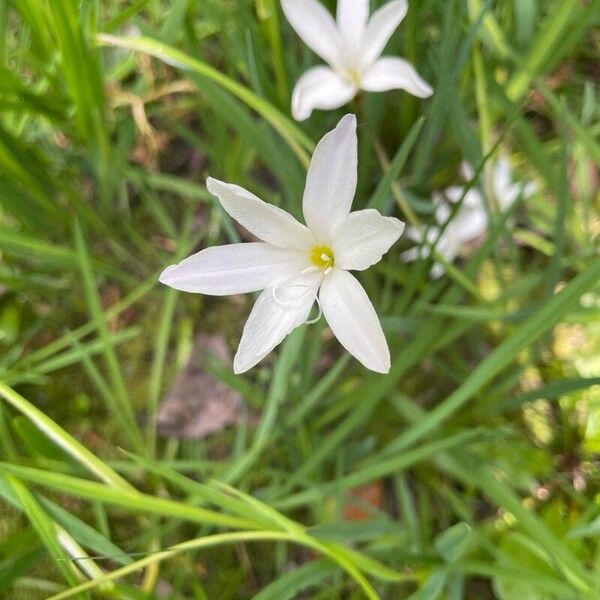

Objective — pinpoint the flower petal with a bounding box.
[233,271,322,373]
[522,181,537,199]
[401,226,448,279]
[360,0,408,67]
[207,177,314,251]
[302,114,358,244]
[281,0,341,67]
[332,209,405,271]
[159,243,307,296]
[361,57,433,98]
[440,186,465,206]
[451,205,487,240]
[400,246,421,263]
[493,156,534,210]
[459,161,475,181]
[320,269,390,373]
[493,156,512,198]
[291,66,356,121]
[337,0,369,52]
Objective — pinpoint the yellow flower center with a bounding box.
[345,68,362,86]
[310,245,334,270]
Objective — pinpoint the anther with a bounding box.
[320,253,330,261]
[324,267,333,275]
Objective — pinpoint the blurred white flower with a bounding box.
[403,157,536,278]
[161,115,404,374]
[281,0,433,120]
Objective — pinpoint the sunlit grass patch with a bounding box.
[0,0,599,598]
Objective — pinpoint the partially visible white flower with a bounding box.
[403,157,536,278]
[161,115,404,374]
[281,0,433,120]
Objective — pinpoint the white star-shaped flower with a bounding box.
[281,0,433,121]
[160,115,404,374]
[403,157,536,277]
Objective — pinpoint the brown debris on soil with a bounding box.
[157,333,241,439]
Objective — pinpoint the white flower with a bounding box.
[160,115,404,374]
[403,157,536,278]
[281,0,433,121]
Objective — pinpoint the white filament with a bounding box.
[304,294,323,325]
[271,283,313,307]
[270,279,322,325]
[302,266,320,274]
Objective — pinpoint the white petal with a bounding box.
[361,57,433,98]
[320,269,390,373]
[522,181,537,198]
[459,161,475,181]
[430,263,445,279]
[402,225,432,262]
[441,186,466,205]
[400,246,421,262]
[461,188,485,210]
[360,0,408,67]
[207,177,314,251]
[291,66,357,121]
[493,156,512,198]
[332,209,405,271]
[459,210,488,239]
[159,243,307,296]
[281,0,342,67]
[233,271,322,373]
[337,0,369,52]
[405,225,426,244]
[302,114,358,244]
[500,186,521,211]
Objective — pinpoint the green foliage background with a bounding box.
[0,0,599,598]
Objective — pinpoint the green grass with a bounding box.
[1,0,599,598]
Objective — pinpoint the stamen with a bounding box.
[309,244,334,270]
[271,282,312,307]
[304,294,322,325]
[302,266,320,274]
[323,267,333,275]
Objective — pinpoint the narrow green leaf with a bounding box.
[367,117,425,211]
[252,560,336,600]
[0,381,133,490]
[96,34,313,166]
[0,462,257,531]
[379,260,600,456]
[6,477,85,592]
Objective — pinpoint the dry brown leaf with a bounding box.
[157,333,241,439]
[343,480,385,521]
